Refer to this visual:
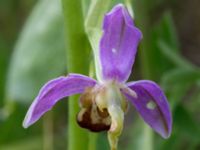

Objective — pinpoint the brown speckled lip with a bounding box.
[77,85,111,132]
[77,106,111,132]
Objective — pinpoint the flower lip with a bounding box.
[77,106,111,132]
[77,86,111,132]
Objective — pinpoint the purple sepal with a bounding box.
[23,74,96,128]
[100,4,142,83]
[124,80,172,138]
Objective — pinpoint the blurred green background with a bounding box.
[0,0,200,150]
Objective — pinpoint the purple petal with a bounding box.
[100,4,142,82]
[23,73,96,128]
[124,80,172,138]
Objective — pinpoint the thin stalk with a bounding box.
[43,111,53,150]
[88,133,98,150]
[142,124,153,150]
[61,0,91,150]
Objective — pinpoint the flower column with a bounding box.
[61,0,90,150]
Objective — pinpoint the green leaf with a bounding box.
[6,0,66,103]
[186,85,200,113]
[157,133,182,150]
[158,40,195,69]
[0,40,9,106]
[174,105,200,140]
[143,12,180,79]
[0,136,43,150]
[133,7,181,80]
[156,12,180,51]
[161,68,200,109]
[157,105,200,150]
[161,68,200,88]
[0,104,41,144]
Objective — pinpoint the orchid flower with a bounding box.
[23,4,172,150]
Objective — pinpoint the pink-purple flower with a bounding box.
[23,4,172,150]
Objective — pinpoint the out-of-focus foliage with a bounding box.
[161,69,200,108]
[0,0,200,149]
[0,44,8,106]
[0,0,67,149]
[0,136,43,150]
[123,1,200,150]
[6,0,66,103]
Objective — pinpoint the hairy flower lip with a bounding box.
[76,106,111,132]
[77,85,111,132]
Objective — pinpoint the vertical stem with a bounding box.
[61,0,90,150]
[88,133,98,150]
[43,111,54,150]
[142,124,153,150]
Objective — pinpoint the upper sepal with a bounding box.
[124,80,172,138]
[100,4,142,83]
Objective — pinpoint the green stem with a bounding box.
[142,124,153,150]
[61,0,91,150]
[88,133,98,150]
[43,111,54,150]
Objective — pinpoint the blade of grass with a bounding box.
[158,40,195,69]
